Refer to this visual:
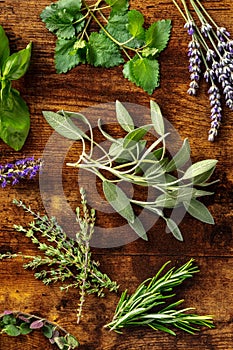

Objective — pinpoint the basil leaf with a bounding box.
[166,138,191,172]
[184,199,214,224]
[0,26,10,68]
[0,89,30,151]
[123,125,151,149]
[103,180,135,223]
[183,159,218,180]
[165,218,183,241]
[42,110,84,140]
[116,100,134,132]
[2,42,32,81]
[150,100,165,136]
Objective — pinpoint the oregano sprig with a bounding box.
[0,189,118,323]
[43,100,218,242]
[40,0,171,94]
[105,259,214,335]
[0,311,79,349]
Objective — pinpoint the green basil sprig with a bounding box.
[43,100,217,241]
[0,26,32,151]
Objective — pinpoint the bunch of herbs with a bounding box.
[43,100,217,242]
[40,0,171,94]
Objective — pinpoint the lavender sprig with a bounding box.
[172,0,233,141]
[0,157,42,188]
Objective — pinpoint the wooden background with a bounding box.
[0,0,233,349]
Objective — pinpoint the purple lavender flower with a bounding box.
[0,157,42,188]
[184,21,195,36]
[187,39,201,95]
[201,23,212,37]
[208,85,222,141]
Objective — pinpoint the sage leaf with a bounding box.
[116,100,134,132]
[128,216,148,240]
[165,218,183,241]
[123,125,151,149]
[192,167,217,185]
[183,159,218,180]
[42,110,84,140]
[0,25,10,66]
[103,180,135,223]
[166,138,191,172]
[184,199,214,224]
[2,43,32,81]
[150,100,165,136]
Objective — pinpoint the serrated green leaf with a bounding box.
[42,10,76,39]
[123,56,137,84]
[183,160,218,180]
[145,19,172,52]
[141,47,158,58]
[57,0,82,11]
[128,216,148,241]
[131,57,160,94]
[127,10,144,39]
[166,138,191,172]
[87,32,123,68]
[103,181,135,223]
[150,100,165,136]
[42,110,84,140]
[0,89,30,151]
[4,324,21,336]
[2,42,32,81]
[105,0,129,12]
[116,100,134,132]
[184,199,214,224]
[165,218,183,241]
[123,125,151,149]
[55,37,86,73]
[0,26,10,68]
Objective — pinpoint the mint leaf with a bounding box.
[19,322,32,335]
[145,19,172,52]
[55,38,86,73]
[0,26,10,67]
[57,0,82,11]
[4,324,20,337]
[131,57,160,94]
[87,32,123,68]
[0,89,30,151]
[105,0,129,13]
[122,56,138,85]
[42,10,76,39]
[127,10,144,40]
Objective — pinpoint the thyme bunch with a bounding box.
[0,311,79,349]
[105,259,214,335]
[1,189,118,323]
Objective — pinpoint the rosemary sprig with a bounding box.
[0,189,118,323]
[105,259,214,335]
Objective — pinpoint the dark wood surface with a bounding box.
[0,0,233,349]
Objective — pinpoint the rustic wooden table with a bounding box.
[0,0,233,349]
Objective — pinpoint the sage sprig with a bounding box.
[43,100,217,242]
[0,189,118,323]
[105,259,214,335]
[0,311,79,349]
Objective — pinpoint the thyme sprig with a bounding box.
[105,259,214,335]
[0,311,79,349]
[0,189,118,323]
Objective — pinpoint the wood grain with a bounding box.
[0,0,233,349]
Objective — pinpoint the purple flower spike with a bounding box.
[0,157,42,187]
[208,84,222,141]
[184,21,195,36]
[187,38,202,95]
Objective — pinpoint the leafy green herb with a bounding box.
[43,100,217,241]
[40,0,171,94]
[1,189,118,323]
[105,259,214,335]
[0,311,79,349]
[0,26,32,150]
